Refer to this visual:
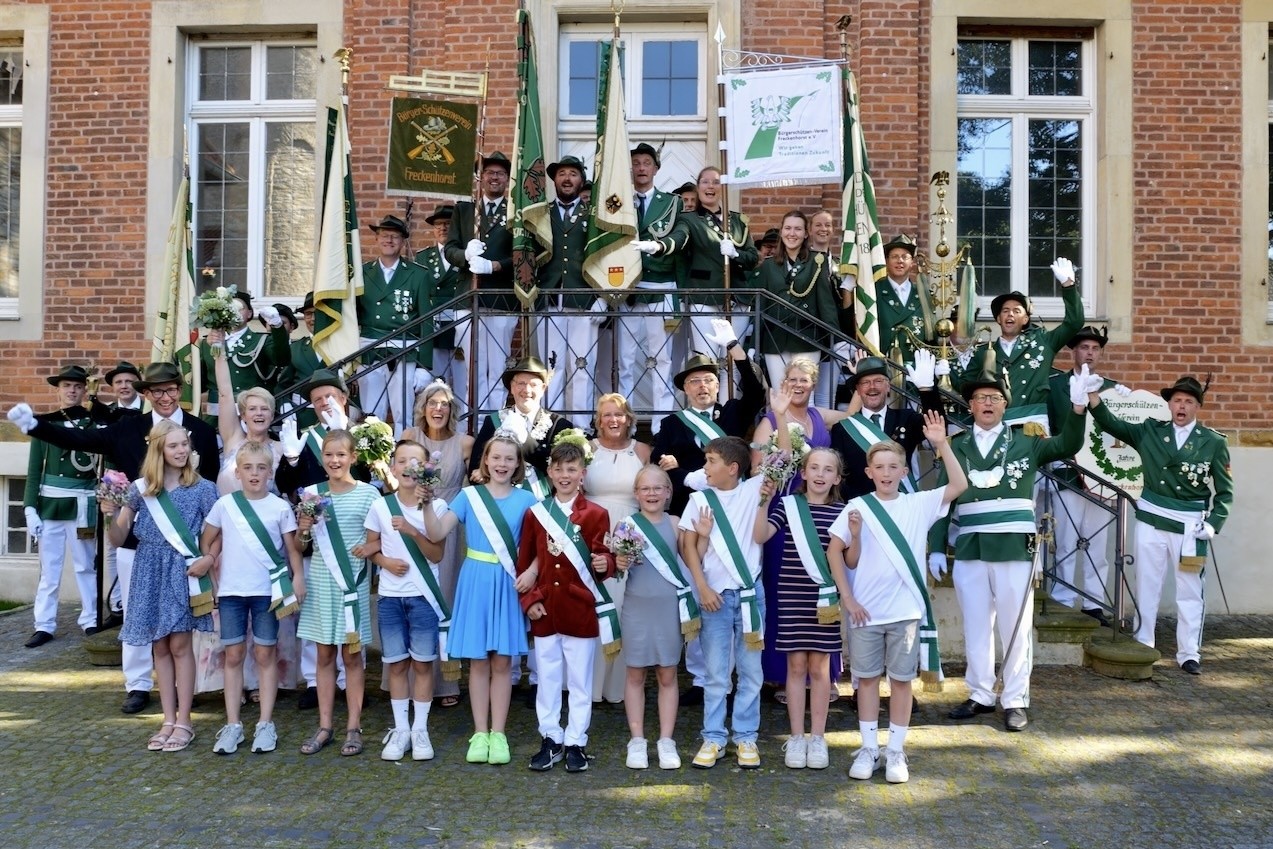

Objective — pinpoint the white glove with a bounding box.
[832,341,854,363]
[24,507,42,540]
[468,255,493,275]
[704,318,737,348]
[631,239,661,255]
[7,403,36,434]
[588,299,609,325]
[935,358,951,377]
[413,368,433,392]
[464,239,486,261]
[1084,372,1105,394]
[1114,383,1132,397]
[683,469,708,492]
[319,401,349,432]
[1195,521,1216,540]
[906,349,937,390]
[280,416,304,460]
[839,274,857,292]
[928,553,947,581]
[719,240,739,259]
[256,305,282,328]
[1050,257,1075,285]
[1068,364,1092,407]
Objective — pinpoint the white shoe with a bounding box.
[849,746,881,780]
[411,729,434,761]
[626,737,648,769]
[783,734,807,769]
[884,748,909,783]
[251,721,277,753]
[212,723,244,755]
[806,735,829,770]
[735,740,761,769]
[380,728,411,761]
[692,740,725,769]
[656,737,680,769]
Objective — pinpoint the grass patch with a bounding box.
[0,600,24,612]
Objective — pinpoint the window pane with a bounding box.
[643,40,697,116]
[266,46,317,101]
[1027,119,1082,298]
[0,127,18,298]
[957,40,1011,96]
[0,52,22,106]
[195,122,251,294]
[957,117,1012,296]
[1028,41,1082,97]
[263,121,317,298]
[568,40,601,115]
[199,46,252,101]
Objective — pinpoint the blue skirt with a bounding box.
[448,557,529,658]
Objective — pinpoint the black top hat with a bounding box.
[136,362,185,392]
[272,303,297,329]
[501,356,551,390]
[1160,375,1209,405]
[47,364,90,387]
[960,348,1010,405]
[990,291,1031,317]
[425,204,455,224]
[675,180,697,195]
[232,289,253,309]
[754,228,780,247]
[854,357,890,380]
[547,155,587,181]
[299,292,315,313]
[630,142,661,167]
[882,234,918,256]
[674,353,719,391]
[1066,325,1108,349]
[370,215,410,237]
[103,361,141,384]
[481,151,512,173]
[303,368,349,398]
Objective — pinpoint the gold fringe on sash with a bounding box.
[1178,556,1204,573]
[603,638,623,661]
[744,632,764,651]
[817,606,842,625]
[681,618,701,642]
[345,633,362,654]
[920,669,944,693]
[441,658,463,682]
[272,600,300,620]
[190,592,215,618]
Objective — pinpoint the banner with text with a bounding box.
[722,64,842,187]
[385,96,479,198]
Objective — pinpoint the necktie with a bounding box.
[870,413,882,430]
[560,202,572,220]
[636,193,647,226]
[485,202,496,219]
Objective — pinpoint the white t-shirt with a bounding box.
[829,488,948,627]
[677,476,765,592]
[365,494,447,598]
[205,492,297,597]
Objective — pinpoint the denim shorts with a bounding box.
[218,595,279,646]
[378,595,439,663]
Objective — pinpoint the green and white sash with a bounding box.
[140,481,213,617]
[385,495,460,678]
[837,415,918,493]
[40,473,98,529]
[781,495,840,624]
[1137,490,1208,571]
[491,411,550,499]
[1002,403,1050,435]
[303,423,329,463]
[226,492,299,619]
[700,489,763,650]
[468,485,519,580]
[855,493,944,690]
[307,483,366,651]
[531,499,621,658]
[628,512,700,640]
[953,497,1036,538]
[676,409,726,448]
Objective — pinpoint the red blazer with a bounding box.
[516,494,616,639]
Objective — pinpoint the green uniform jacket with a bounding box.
[23,408,100,522]
[928,408,1086,562]
[634,189,682,299]
[960,284,1084,408]
[445,198,516,311]
[876,277,935,362]
[359,258,433,366]
[534,202,594,310]
[1045,369,1114,486]
[202,324,292,403]
[415,243,464,348]
[1091,402,1233,533]
[656,208,758,306]
[755,253,838,355]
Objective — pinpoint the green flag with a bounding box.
[583,38,639,296]
[152,174,201,415]
[838,66,886,356]
[311,100,364,366]
[511,8,548,307]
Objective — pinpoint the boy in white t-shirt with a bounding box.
[827,412,966,784]
[202,440,304,755]
[364,440,447,762]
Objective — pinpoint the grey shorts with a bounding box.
[849,619,919,681]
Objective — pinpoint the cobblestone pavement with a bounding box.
[2,605,1271,849]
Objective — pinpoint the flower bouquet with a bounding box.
[350,416,396,487]
[190,285,242,359]
[295,491,331,521]
[95,469,132,507]
[402,451,443,494]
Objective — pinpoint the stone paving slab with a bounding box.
[1,605,1271,849]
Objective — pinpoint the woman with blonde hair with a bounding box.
[209,327,284,496]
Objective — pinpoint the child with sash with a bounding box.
[678,435,768,770]
[618,464,695,771]
[753,388,845,770]
[422,432,536,766]
[827,413,966,784]
[295,430,381,757]
[201,440,304,755]
[365,439,448,762]
[514,435,615,773]
[103,420,219,753]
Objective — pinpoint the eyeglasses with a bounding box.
[684,375,717,387]
[636,485,668,494]
[971,394,1006,405]
[425,400,451,409]
[148,386,181,397]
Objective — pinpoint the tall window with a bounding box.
[0,47,21,312]
[189,41,317,300]
[1267,41,1273,320]
[956,36,1094,314]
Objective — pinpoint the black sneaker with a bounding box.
[121,689,150,714]
[564,744,591,773]
[24,630,53,648]
[529,736,563,771]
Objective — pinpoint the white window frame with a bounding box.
[2,474,34,557]
[1266,40,1273,323]
[0,56,19,320]
[956,36,1096,320]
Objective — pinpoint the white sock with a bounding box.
[391,698,410,732]
[859,721,879,750]
[887,723,909,752]
[412,699,432,731]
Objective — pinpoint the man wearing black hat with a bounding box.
[1085,375,1233,674]
[360,214,433,437]
[446,151,516,410]
[87,361,144,621]
[96,361,143,415]
[841,234,937,367]
[415,203,467,403]
[200,289,292,413]
[467,356,572,497]
[279,293,323,429]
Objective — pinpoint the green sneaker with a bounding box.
[465,732,490,763]
[487,731,511,765]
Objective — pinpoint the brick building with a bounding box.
[0,0,1268,610]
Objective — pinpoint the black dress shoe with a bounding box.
[563,744,591,772]
[528,736,563,771]
[1181,659,1201,675]
[1004,707,1029,731]
[297,686,319,710]
[948,699,996,720]
[680,685,704,706]
[24,631,54,648]
[103,611,124,629]
[1081,608,1113,627]
[84,626,104,636]
[121,690,151,714]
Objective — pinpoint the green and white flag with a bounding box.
[839,65,886,356]
[582,37,639,296]
[151,174,201,416]
[312,100,364,367]
[721,63,840,187]
[511,8,549,307]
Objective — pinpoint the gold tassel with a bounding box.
[1022,422,1046,437]
[273,600,299,620]
[603,639,622,660]
[346,634,362,654]
[191,602,215,618]
[744,632,764,652]
[1178,556,1204,573]
[817,606,842,625]
[920,670,944,693]
[681,619,701,643]
[441,658,462,682]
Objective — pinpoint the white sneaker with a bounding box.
[692,740,725,769]
[656,737,680,769]
[212,723,244,755]
[783,734,807,769]
[884,748,910,783]
[849,746,881,780]
[626,737,648,769]
[806,735,829,770]
[251,721,277,753]
[735,740,761,769]
[380,728,411,761]
[411,729,434,761]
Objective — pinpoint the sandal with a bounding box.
[247,689,261,705]
[147,722,174,752]
[163,724,195,753]
[340,728,364,757]
[300,727,333,755]
[439,695,461,709]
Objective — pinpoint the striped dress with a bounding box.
[766,499,843,653]
[296,481,380,646]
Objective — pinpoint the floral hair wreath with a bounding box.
[551,428,593,466]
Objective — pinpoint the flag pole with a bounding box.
[714,22,735,400]
[464,41,491,425]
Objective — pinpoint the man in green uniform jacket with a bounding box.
[200,290,292,414]
[841,234,936,366]
[415,203,466,404]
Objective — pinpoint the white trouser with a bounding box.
[432,346,468,413]
[591,576,626,702]
[33,519,97,634]
[358,348,423,438]
[1133,522,1205,664]
[456,311,517,413]
[687,304,752,404]
[538,310,601,426]
[534,632,597,746]
[299,556,348,688]
[1050,487,1111,610]
[763,352,820,394]
[617,296,677,415]
[815,358,836,409]
[116,547,153,692]
[104,536,122,612]
[953,558,1034,709]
